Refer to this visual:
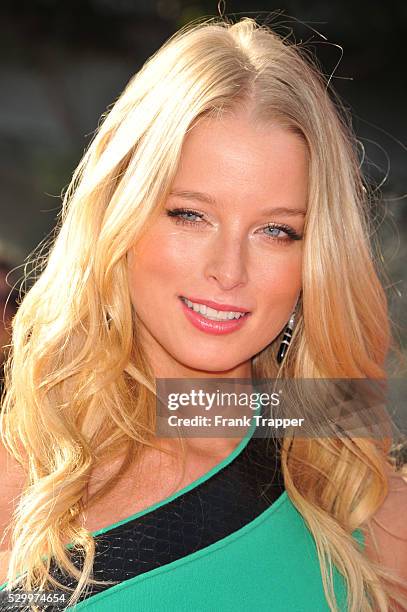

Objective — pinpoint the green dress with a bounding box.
[0,423,364,611]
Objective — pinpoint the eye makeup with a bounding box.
[165,207,303,244]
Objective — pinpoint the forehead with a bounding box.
[172,113,309,211]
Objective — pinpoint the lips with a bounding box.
[179,295,250,313]
[179,296,251,336]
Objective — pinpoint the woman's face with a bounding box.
[127,110,308,376]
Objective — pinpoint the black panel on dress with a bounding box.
[0,434,285,611]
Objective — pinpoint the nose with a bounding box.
[203,232,248,291]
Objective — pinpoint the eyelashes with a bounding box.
[167,208,204,224]
[165,207,303,244]
[262,224,302,242]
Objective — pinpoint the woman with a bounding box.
[0,16,406,612]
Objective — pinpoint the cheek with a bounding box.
[253,250,302,306]
[127,228,203,305]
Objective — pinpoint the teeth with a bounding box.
[182,297,246,321]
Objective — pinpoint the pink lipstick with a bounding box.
[179,296,251,335]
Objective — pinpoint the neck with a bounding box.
[134,324,254,457]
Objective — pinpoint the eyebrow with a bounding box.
[168,189,306,217]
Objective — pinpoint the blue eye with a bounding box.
[264,226,284,238]
[166,208,204,225]
[262,224,302,242]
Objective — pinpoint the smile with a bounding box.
[180,297,247,321]
[178,296,251,336]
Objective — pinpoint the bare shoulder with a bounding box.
[0,439,26,586]
[0,439,26,551]
[364,464,407,601]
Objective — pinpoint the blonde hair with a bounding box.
[1,16,406,611]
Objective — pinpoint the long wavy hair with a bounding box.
[1,16,406,612]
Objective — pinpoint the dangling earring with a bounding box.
[277,312,296,364]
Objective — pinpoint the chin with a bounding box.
[176,353,248,375]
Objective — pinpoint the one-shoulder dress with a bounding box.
[0,422,365,611]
